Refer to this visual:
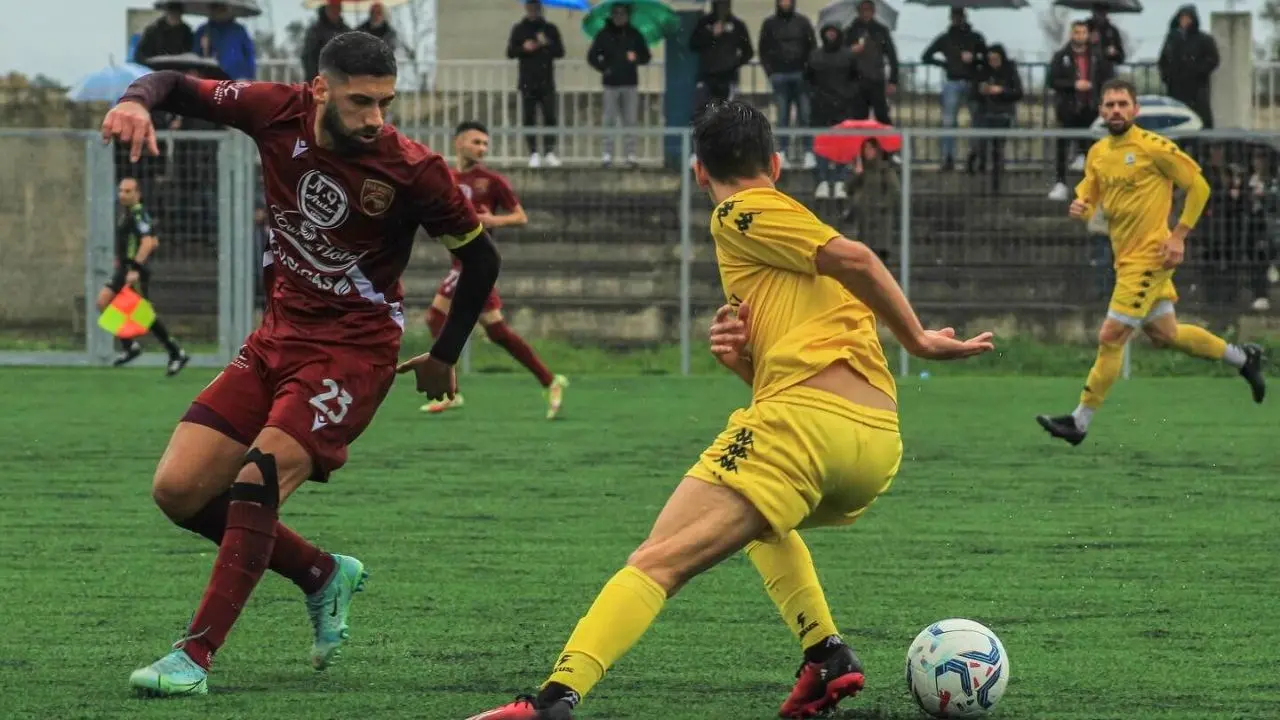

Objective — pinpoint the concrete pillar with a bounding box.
[1209,12,1253,129]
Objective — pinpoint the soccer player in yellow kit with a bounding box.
[466,101,994,720]
[1037,79,1266,446]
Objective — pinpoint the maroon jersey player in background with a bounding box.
[101,32,500,697]
[423,120,568,418]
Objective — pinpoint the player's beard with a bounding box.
[1107,116,1132,136]
[321,103,379,155]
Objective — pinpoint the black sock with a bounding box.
[536,682,580,708]
[804,634,847,664]
[118,337,136,352]
[150,319,182,357]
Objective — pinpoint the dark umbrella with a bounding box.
[143,52,232,80]
[158,0,263,17]
[906,0,1028,8]
[1053,0,1142,13]
[818,0,898,32]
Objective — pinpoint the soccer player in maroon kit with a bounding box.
[101,32,500,696]
[423,120,568,418]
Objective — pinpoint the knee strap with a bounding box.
[231,448,280,509]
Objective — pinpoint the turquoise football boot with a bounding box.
[306,554,368,670]
[129,648,208,697]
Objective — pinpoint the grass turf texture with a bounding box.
[0,369,1277,719]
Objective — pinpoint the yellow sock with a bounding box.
[543,565,667,701]
[1079,342,1126,410]
[1169,324,1227,361]
[746,532,840,652]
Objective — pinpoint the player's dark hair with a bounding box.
[1101,77,1137,101]
[693,100,775,183]
[319,31,397,81]
[454,121,489,137]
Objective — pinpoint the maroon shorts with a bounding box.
[183,331,396,482]
[435,267,502,312]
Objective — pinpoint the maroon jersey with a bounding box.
[160,79,480,363]
[449,165,519,270]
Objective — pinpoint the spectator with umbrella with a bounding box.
[1158,5,1219,129]
[586,2,654,168]
[508,0,566,168]
[919,6,986,173]
[1047,19,1113,201]
[357,2,399,51]
[842,0,898,124]
[690,0,754,118]
[805,21,858,198]
[759,0,817,169]
[191,1,259,80]
[1055,0,1137,66]
[302,0,351,82]
[135,2,195,65]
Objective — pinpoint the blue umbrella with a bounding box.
[523,0,592,10]
[68,62,152,103]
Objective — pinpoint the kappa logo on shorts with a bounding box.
[360,178,396,217]
[716,428,754,473]
[297,170,350,230]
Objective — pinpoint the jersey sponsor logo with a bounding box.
[297,170,350,230]
[360,178,395,217]
[459,183,473,200]
[269,204,366,295]
[212,80,251,105]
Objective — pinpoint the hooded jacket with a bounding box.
[921,21,985,82]
[135,16,195,65]
[759,1,816,76]
[690,1,755,81]
[301,9,349,81]
[805,24,858,126]
[844,16,898,85]
[506,15,566,92]
[1158,5,1219,98]
[972,44,1022,117]
[1086,16,1126,65]
[587,20,651,88]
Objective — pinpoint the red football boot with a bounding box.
[464,695,574,720]
[778,645,866,719]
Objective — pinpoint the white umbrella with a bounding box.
[819,0,899,32]
[301,0,410,10]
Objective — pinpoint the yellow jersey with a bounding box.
[710,186,897,405]
[1076,125,1209,266]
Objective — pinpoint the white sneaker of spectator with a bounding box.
[803,152,817,170]
[544,152,562,168]
[1070,154,1085,172]
[777,152,790,169]
[815,181,831,199]
[1252,297,1271,311]
[625,154,638,168]
[1047,182,1070,201]
[602,152,614,168]
[834,182,847,199]
[529,152,542,169]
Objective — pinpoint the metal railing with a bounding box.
[3,126,1275,376]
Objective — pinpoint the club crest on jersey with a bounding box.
[473,177,490,193]
[360,179,395,217]
[1125,153,1136,165]
[297,170,350,230]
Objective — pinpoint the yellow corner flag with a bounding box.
[97,287,156,340]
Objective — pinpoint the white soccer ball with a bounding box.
[905,618,1009,718]
[1089,94,1203,133]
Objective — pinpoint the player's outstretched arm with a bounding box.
[114,71,287,142]
[815,237,994,361]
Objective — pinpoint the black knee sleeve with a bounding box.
[231,448,280,509]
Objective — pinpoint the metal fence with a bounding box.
[2,126,1275,376]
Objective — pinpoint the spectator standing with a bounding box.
[921,7,985,172]
[806,23,858,198]
[844,0,898,125]
[759,0,816,168]
[135,3,194,65]
[193,2,255,80]
[1047,20,1112,200]
[968,43,1021,194]
[1158,5,1219,129]
[1246,148,1276,311]
[1201,144,1246,313]
[302,0,350,82]
[690,0,754,117]
[1086,5,1125,66]
[844,139,900,247]
[588,3,651,168]
[357,2,400,52]
[507,0,565,168]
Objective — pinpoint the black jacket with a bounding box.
[921,23,985,82]
[805,24,858,126]
[972,45,1022,118]
[690,9,754,81]
[758,2,816,76]
[587,23,651,88]
[1086,17,1126,65]
[1158,6,1219,100]
[301,10,350,81]
[843,18,898,85]
[506,17,565,91]
[135,17,194,65]
[1048,41,1114,116]
[357,20,398,52]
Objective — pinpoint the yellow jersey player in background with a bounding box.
[1037,79,1267,446]
[466,100,994,720]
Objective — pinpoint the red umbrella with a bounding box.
[813,119,902,165]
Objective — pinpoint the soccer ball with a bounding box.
[1089,94,1203,133]
[906,619,1009,718]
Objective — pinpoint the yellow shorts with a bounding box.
[686,385,903,542]
[1108,265,1178,324]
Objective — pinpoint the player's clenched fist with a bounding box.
[709,302,750,366]
[1068,198,1089,219]
[102,100,159,163]
[396,353,457,401]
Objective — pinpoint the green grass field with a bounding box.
[1,366,1278,720]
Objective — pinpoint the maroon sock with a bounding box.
[182,492,278,670]
[426,307,446,337]
[177,492,334,595]
[485,322,554,386]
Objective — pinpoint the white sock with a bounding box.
[1223,344,1247,368]
[1071,404,1095,431]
